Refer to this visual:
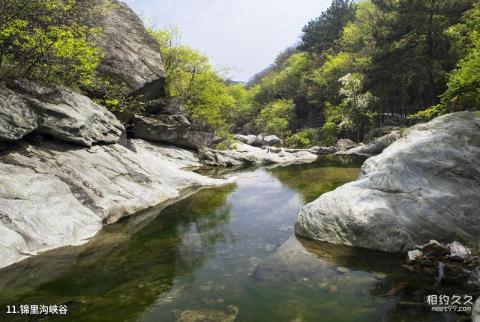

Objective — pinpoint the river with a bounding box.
[0,156,472,321]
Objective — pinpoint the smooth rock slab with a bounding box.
[0,139,228,269]
[296,112,480,253]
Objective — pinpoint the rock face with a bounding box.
[0,84,37,142]
[96,0,166,98]
[134,110,221,150]
[296,112,480,253]
[199,143,318,167]
[0,139,228,269]
[1,79,124,147]
[341,131,400,157]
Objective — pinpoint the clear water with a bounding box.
[0,156,474,322]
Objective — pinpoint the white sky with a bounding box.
[123,0,331,81]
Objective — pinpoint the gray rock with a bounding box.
[418,240,448,257]
[341,131,400,157]
[6,79,124,147]
[407,250,423,264]
[296,112,480,253]
[0,84,38,142]
[134,114,190,144]
[234,134,262,147]
[261,134,283,147]
[95,0,166,97]
[448,241,471,261]
[134,115,220,149]
[199,143,318,167]
[335,139,358,152]
[0,139,229,269]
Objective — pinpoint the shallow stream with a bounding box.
[0,156,473,321]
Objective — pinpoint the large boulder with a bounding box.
[295,112,480,253]
[95,0,166,99]
[6,79,124,147]
[0,84,37,142]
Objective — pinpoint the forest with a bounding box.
[1,0,479,147]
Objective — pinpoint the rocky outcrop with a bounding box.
[341,131,401,157]
[199,143,318,167]
[404,240,478,285]
[234,133,283,147]
[133,103,221,150]
[95,0,166,99]
[1,79,124,147]
[0,139,229,269]
[296,112,480,253]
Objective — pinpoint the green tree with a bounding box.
[256,99,296,138]
[149,27,236,133]
[0,0,102,87]
[442,3,480,111]
[299,0,357,53]
[367,0,473,118]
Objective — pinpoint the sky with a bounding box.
[123,0,331,82]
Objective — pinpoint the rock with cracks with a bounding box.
[296,112,480,253]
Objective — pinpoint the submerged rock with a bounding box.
[296,112,480,253]
[4,79,124,147]
[0,139,228,269]
[175,305,239,322]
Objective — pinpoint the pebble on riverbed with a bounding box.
[404,240,478,284]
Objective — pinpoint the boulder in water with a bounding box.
[296,112,480,252]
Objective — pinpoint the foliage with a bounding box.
[255,99,296,137]
[441,3,480,112]
[299,0,357,53]
[149,27,237,133]
[0,0,103,87]
[286,128,320,148]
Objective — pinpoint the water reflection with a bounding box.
[0,184,237,322]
